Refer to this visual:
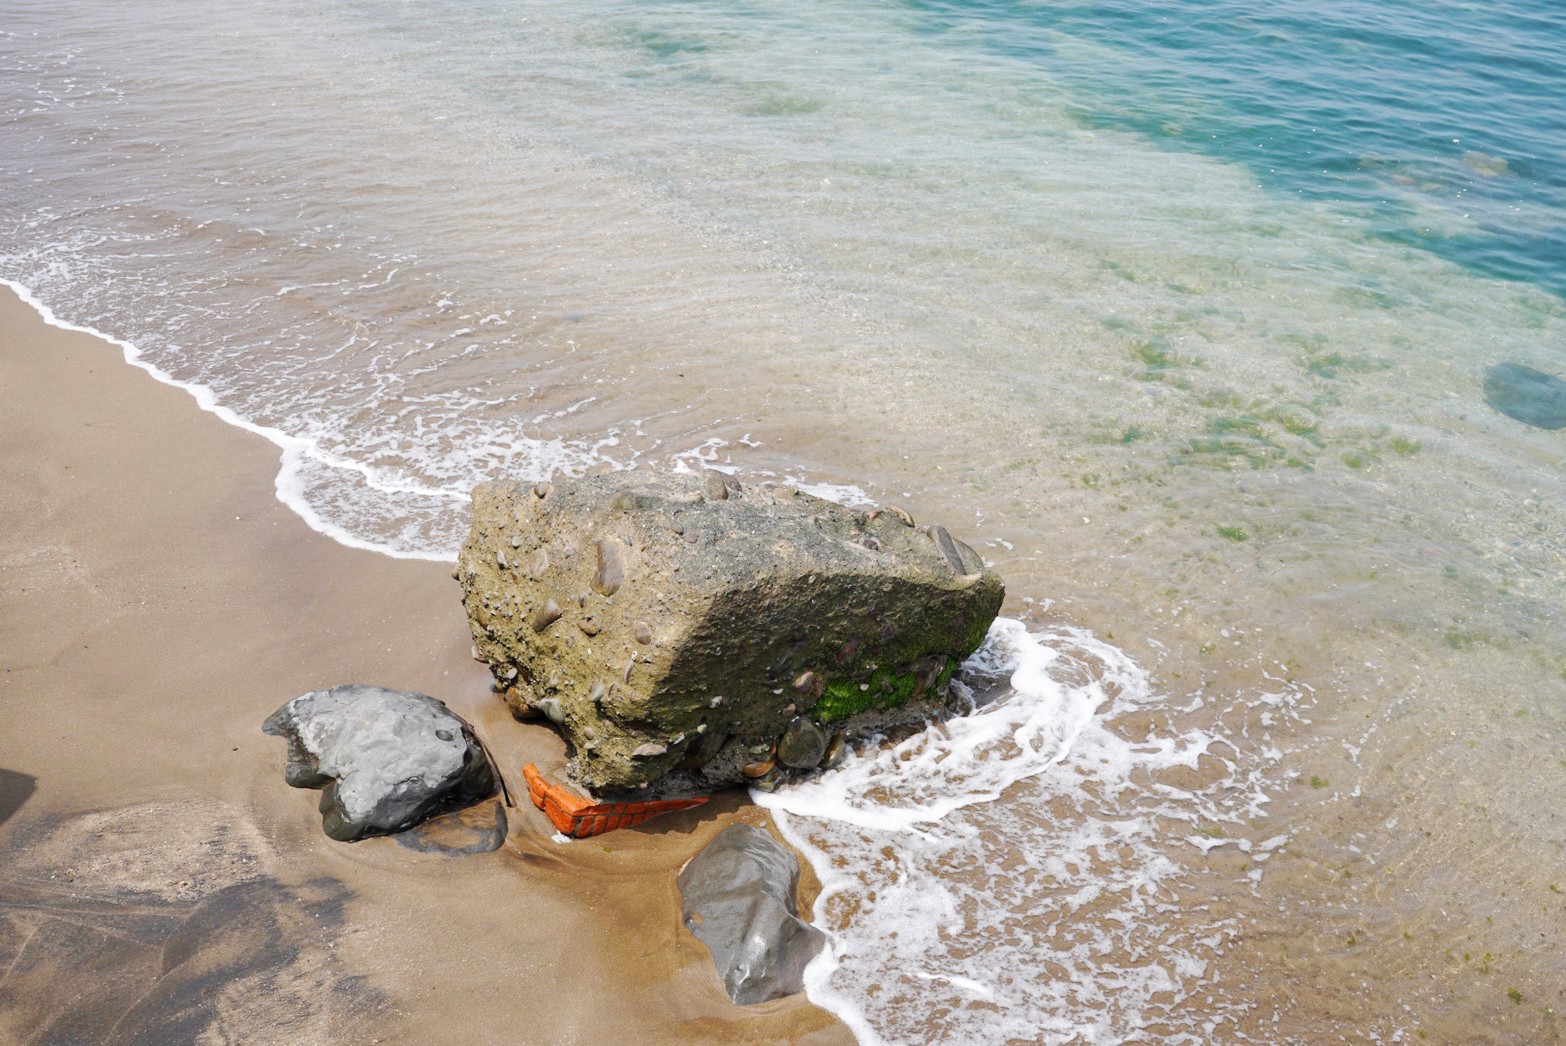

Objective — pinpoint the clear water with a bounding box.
[4,0,1565,1039]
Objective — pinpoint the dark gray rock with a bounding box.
[1484,362,1566,429]
[677,824,827,1004]
[458,470,1004,797]
[776,716,828,770]
[262,685,497,842]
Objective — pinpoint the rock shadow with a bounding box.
[0,769,36,827]
[0,800,384,1043]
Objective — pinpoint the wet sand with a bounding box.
[0,286,850,1044]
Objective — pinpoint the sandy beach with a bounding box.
[0,285,851,1044]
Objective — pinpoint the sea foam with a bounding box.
[2,277,464,562]
[757,617,1256,1044]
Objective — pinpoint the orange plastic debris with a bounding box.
[522,763,708,839]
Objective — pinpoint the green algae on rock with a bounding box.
[457,471,1004,798]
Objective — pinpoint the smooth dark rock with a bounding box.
[262,685,496,842]
[458,471,1004,797]
[776,717,828,769]
[677,825,827,1005]
[1484,362,1566,429]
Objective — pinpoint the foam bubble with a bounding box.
[4,277,463,561]
[757,618,1257,1044]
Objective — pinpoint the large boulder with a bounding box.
[677,824,827,1004]
[457,470,1003,797]
[262,685,498,843]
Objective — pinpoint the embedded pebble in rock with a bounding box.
[592,538,625,596]
[926,524,970,574]
[742,758,777,779]
[262,685,496,842]
[776,717,828,770]
[528,599,562,633]
[634,621,654,645]
[1484,362,1566,429]
[680,730,728,770]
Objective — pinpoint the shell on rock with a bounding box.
[741,758,776,779]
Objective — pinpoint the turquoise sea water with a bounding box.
[916,0,1566,294]
[3,0,1565,1040]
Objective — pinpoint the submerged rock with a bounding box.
[457,470,1004,797]
[1484,362,1566,430]
[677,825,827,1004]
[262,685,497,842]
[394,799,508,856]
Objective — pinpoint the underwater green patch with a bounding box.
[1216,525,1249,542]
[1301,351,1391,380]
[1120,426,1148,444]
[741,95,827,117]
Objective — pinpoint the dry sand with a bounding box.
[0,286,851,1044]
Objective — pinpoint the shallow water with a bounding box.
[3,0,1565,1039]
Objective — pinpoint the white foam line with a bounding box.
[3,277,460,562]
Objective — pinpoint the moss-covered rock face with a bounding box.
[457,471,1003,798]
